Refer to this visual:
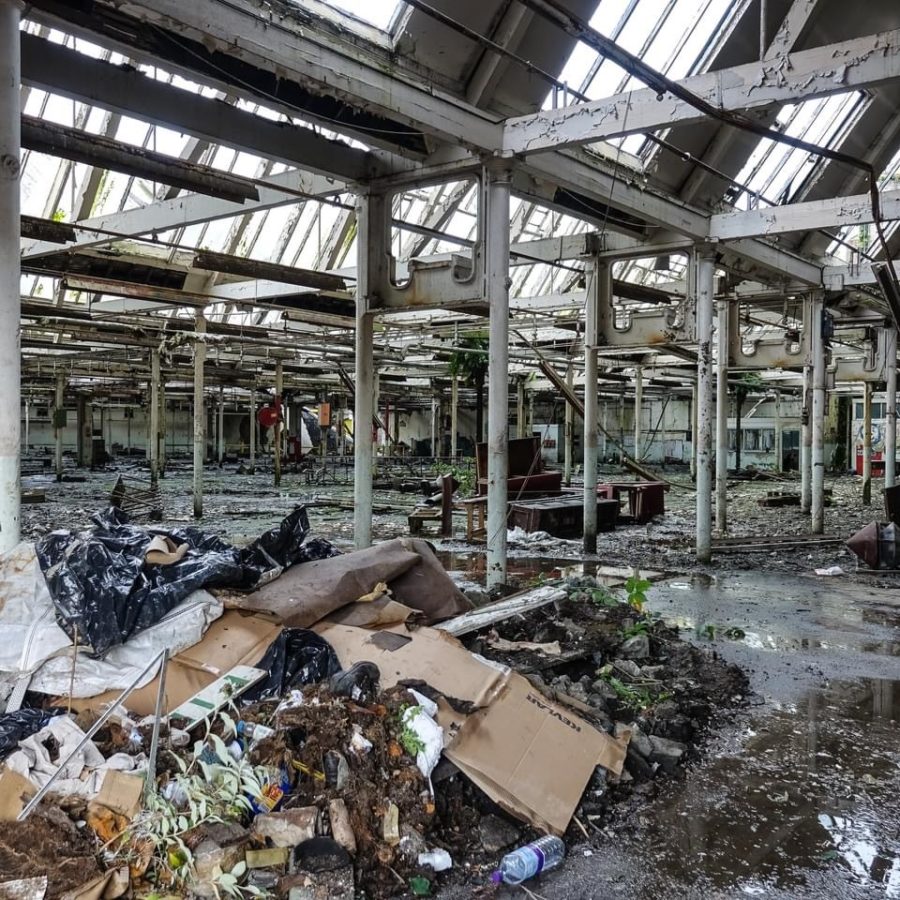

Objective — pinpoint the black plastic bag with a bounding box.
[35,506,338,658]
[0,707,63,758]
[242,629,341,702]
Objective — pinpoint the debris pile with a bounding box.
[0,507,748,898]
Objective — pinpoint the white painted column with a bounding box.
[0,0,21,552]
[23,400,28,452]
[248,387,256,472]
[192,315,206,519]
[694,248,716,563]
[690,380,698,478]
[800,365,812,513]
[450,375,458,459]
[564,363,574,486]
[774,389,783,471]
[715,298,729,533]
[354,193,377,549]
[885,327,897,489]
[149,349,160,485]
[516,378,526,439]
[54,375,65,482]
[584,260,608,555]
[810,294,827,534]
[862,381,873,506]
[217,386,224,465]
[633,365,643,462]
[159,381,167,477]
[274,362,283,487]
[486,169,512,589]
[431,390,440,457]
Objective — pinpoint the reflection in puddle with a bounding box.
[633,678,900,896]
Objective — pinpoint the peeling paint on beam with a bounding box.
[504,27,900,155]
[192,250,347,291]
[21,116,261,204]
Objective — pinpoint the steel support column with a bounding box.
[159,381,167,477]
[810,295,827,534]
[217,386,224,465]
[774,389,783,471]
[885,328,897,489]
[584,260,608,555]
[694,249,716,563]
[486,170,512,589]
[690,381,698,479]
[0,0,20,552]
[633,365,643,462]
[862,382,873,505]
[149,349,160,485]
[54,375,64,482]
[564,363,574,486]
[450,375,458,459]
[516,378,526,439]
[354,193,377,550]
[248,386,256,472]
[274,362,283,487]
[715,298,729,533]
[192,315,205,519]
[801,365,812,512]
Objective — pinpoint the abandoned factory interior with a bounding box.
[1,0,900,897]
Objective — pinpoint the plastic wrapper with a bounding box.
[243,629,341,702]
[0,707,62,758]
[35,506,338,657]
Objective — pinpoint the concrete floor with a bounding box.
[19,463,900,897]
[444,573,900,899]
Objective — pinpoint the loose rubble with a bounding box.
[0,507,748,899]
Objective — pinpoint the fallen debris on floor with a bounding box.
[0,506,748,898]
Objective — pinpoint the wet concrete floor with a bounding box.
[452,573,900,899]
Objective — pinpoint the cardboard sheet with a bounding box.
[66,611,281,717]
[317,623,626,835]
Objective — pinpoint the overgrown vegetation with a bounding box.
[447,333,488,443]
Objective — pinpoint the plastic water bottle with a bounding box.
[491,836,565,885]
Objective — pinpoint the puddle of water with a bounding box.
[648,572,900,657]
[631,678,900,897]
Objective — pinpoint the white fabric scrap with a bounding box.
[4,717,143,798]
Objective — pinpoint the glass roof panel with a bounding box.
[320,0,403,30]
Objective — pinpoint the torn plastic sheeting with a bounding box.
[35,505,337,656]
[402,689,443,784]
[0,708,62,759]
[241,628,342,703]
[27,590,222,698]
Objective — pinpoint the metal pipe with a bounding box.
[811,295,827,533]
[248,384,256,472]
[564,363,574,486]
[583,260,606,555]
[633,364,643,462]
[193,314,205,519]
[715,298,729,533]
[431,390,439,456]
[54,374,64,482]
[695,249,715,563]
[486,170,512,589]
[885,327,897,488]
[863,381,873,505]
[0,0,21,552]
[759,0,768,61]
[800,365,812,512]
[274,361,283,486]
[354,194,376,550]
[451,374,458,459]
[149,349,160,485]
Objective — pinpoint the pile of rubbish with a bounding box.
[0,507,747,898]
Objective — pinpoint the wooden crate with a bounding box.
[510,496,619,538]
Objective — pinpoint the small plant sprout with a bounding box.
[625,573,651,613]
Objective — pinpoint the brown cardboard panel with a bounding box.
[0,770,37,821]
[65,611,281,717]
[95,771,144,818]
[316,623,626,835]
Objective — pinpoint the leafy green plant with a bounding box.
[699,623,716,640]
[397,704,426,756]
[115,712,267,895]
[621,621,650,639]
[590,586,619,607]
[625,574,651,613]
[447,333,489,442]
